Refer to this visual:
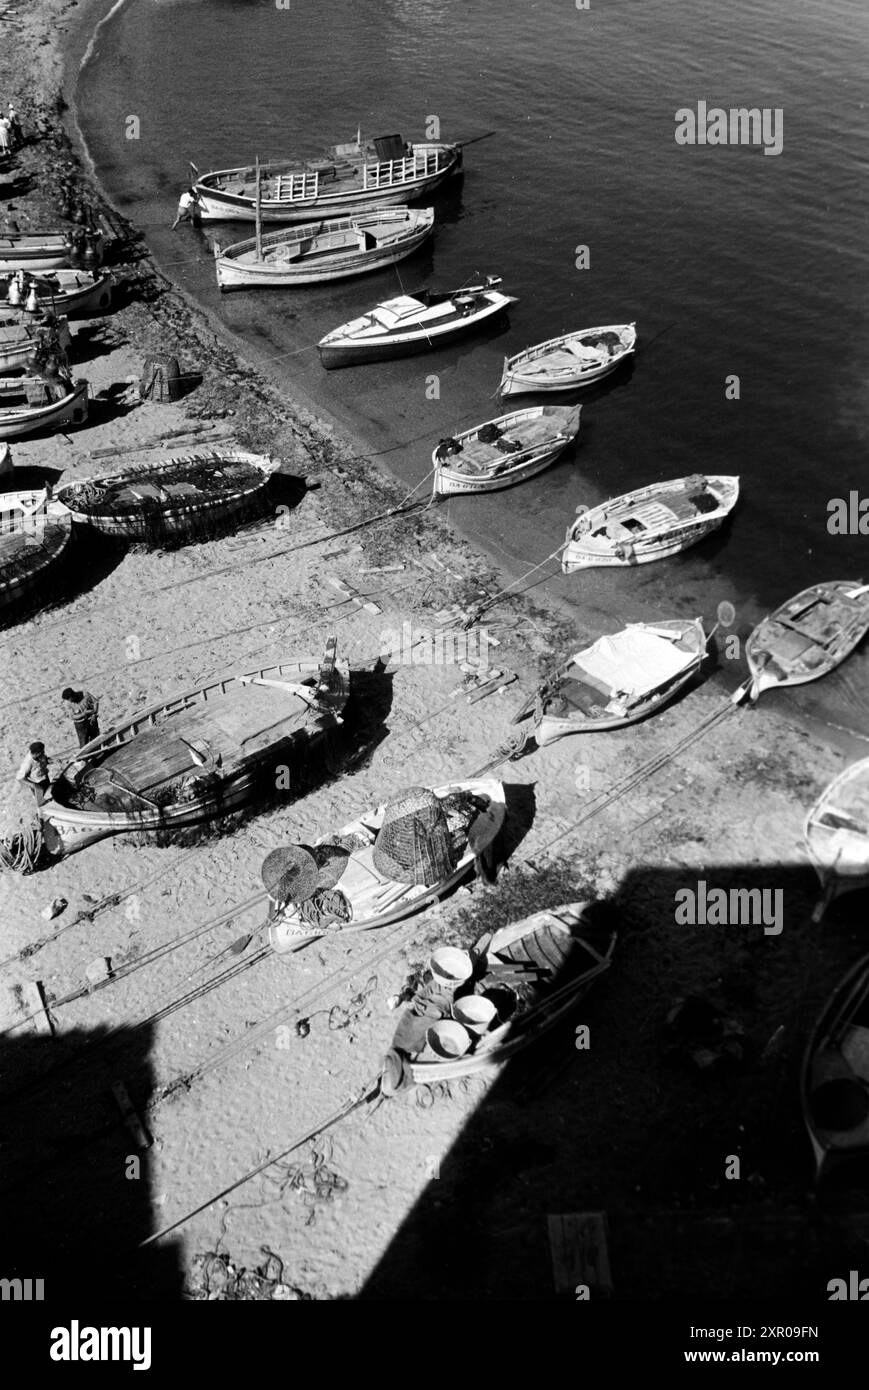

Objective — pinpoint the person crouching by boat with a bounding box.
[16,741,53,806]
[172,187,200,230]
[61,687,100,747]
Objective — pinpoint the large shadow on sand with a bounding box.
[358,858,869,1300]
[0,1022,182,1298]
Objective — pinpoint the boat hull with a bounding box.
[0,237,71,273]
[319,296,515,368]
[58,450,275,542]
[40,656,349,857]
[214,209,434,290]
[0,380,88,441]
[805,756,869,916]
[0,316,71,373]
[535,619,706,745]
[500,323,638,397]
[269,779,506,952]
[746,580,869,700]
[562,475,739,572]
[0,490,72,614]
[801,952,869,1180]
[193,143,460,223]
[433,404,581,497]
[395,903,616,1085]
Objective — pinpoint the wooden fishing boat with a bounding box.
[0,314,71,373]
[0,268,112,317]
[57,449,277,542]
[380,902,616,1089]
[0,488,72,615]
[743,580,869,702]
[268,779,506,952]
[513,618,707,746]
[0,374,88,441]
[432,404,581,498]
[190,134,460,223]
[213,207,435,290]
[499,322,637,397]
[805,759,869,922]
[0,234,72,272]
[801,952,869,1180]
[562,474,739,572]
[318,276,516,368]
[39,640,350,858]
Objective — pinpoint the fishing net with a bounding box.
[578,330,622,351]
[477,423,503,445]
[0,793,46,873]
[295,887,352,931]
[683,473,719,512]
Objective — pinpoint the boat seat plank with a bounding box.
[548,1212,614,1297]
[96,684,311,789]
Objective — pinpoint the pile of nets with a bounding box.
[0,795,46,873]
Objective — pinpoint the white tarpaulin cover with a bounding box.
[572,626,693,699]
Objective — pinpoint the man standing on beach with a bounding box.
[7,104,21,151]
[0,114,10,155]
[172,187,200,230]
[61,687,101,747]
[16,742,53,806]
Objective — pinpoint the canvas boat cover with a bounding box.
[572,626,693,699]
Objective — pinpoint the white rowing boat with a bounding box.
[0,374,88,441]
[432,404,581,497]
[562,474,739,571]
[743,581,869,701]
[214,206,434,290]
[514,618,707,745]
[268,780,506,951]
[500,322,637,396]
[805,758,869,922]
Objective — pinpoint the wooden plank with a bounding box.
[548,1212,613,1297]
[23,980,54,1036]
[111,1081,152,1150]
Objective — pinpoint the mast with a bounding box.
[254,157,263,261]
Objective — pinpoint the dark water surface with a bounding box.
[73,0,869,734]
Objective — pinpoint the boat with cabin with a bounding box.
[318,276,516,367]
[189,133,461,223]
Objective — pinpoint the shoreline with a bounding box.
[0,0,867,1303]
[59,0,869,762]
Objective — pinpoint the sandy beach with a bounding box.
[0,0,867,1304]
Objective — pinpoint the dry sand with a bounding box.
[0,0,866,1302]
